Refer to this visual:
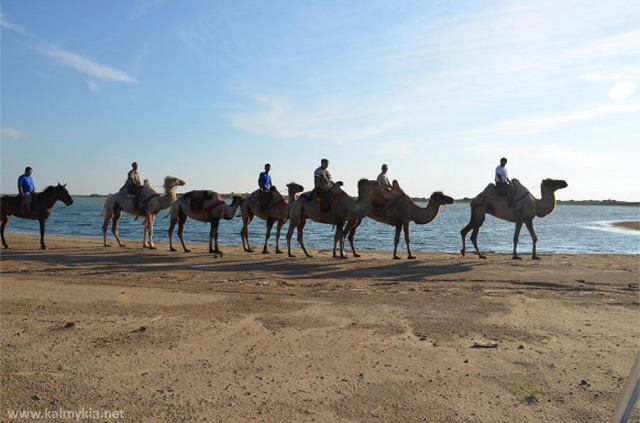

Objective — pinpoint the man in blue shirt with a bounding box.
[257,164,272,211]
[17,166,35,215]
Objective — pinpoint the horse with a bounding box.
[1,183,74,250]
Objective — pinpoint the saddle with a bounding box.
[183,190,215,213]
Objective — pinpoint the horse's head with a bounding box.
[56,183,74,206]
[429,191,454,206]
[542,179,568,191]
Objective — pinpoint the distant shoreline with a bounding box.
[610,221,640,231]
[67,194,640,206]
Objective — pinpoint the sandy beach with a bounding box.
[1,233,638,422]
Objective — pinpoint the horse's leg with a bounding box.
[525,218,540,260]
[211,218,222,256]
[263,217,275,254]
[393,223,402,259]
[274,220,284,254]
[1,214,10,248]
[470,207,486,259]
[148,214,157,249]
[177,215,190,252]
[112,209,125,247]
[298,218,312,258]
[39,218,46,250]
[168,217,178,251]
[404,221,415,259]
[512,221,523,259]
[347,220,360,258]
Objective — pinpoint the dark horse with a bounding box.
[1,184,73,250]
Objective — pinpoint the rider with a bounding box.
[312,158,334,210]
[495,157,512,204]
[17,166,35,215]
[257,163,273,211]
[126,162,144,212]
[376,163,393,200]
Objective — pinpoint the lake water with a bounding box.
[4,197,639,254]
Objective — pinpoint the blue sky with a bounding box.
[1,0,639,200]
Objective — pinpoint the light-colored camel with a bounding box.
[240,183,304,254]
[168,191,244,257]
[286,179,378,258]
[460,178,567,260]
[102,176,185,249]
[347,184,454,259]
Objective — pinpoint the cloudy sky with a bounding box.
[1,0,639,200]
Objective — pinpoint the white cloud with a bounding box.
[86,80,100,92]
[608,81,637,100]
[0,15,28,35]
[129,0,165,20]
[1,127,25,140]
[34,46,135,82]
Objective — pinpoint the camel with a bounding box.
[460,178,568,260]
[167,191,244,257]
[347,184,454,259]
[102,176,185,249]
[286,179,378,258]
[1,184,74,250]
[240,183,304,254]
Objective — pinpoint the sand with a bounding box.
[611,221,640,231]
[1,233,639,422]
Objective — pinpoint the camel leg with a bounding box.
[111,209,125,247]
[468,206,486,259]
[274,220,284,254]
[263,217,274,254]
[512,221,523,259]
[460,221,473,257]
[393,224,402,259]
[346,220,360,258]
[298,218,312,258]
[210,219,222,256]
[525,219,540,260]
[333,219,346,259]
[147,214,157,249]
[168,217,178,251]
[142,215,148,248]
[286,216,297,257]
[101,213,111,247]
[404,222,415,259]
[39,218,46,250]
[241,213,253,253]
[1,215,10,248]
[177,215,190,252]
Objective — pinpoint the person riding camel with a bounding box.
[257,163,273,212]
[376,164,393,200]
[124,162,144,212]
[311,158,334,211]
[495,157,513,205]
[17,166,35,216]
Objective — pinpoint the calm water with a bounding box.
[4,197,640,254]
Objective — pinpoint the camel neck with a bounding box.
[536,187,556,217]
[159,186,177,207]
[223,200,241,219]
[411,200,440,224]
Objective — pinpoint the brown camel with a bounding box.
[102,176,185,249]
[1,184,73,250]
[286,179,378,258]
[347,184,454,259]
[240,183,304,254]
[168,191,244,257]
[460,178,568,260]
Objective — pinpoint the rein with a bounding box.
[146,193,160,202]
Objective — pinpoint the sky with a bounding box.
[1,0,639,200]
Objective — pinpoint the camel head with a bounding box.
[55,183,74,206]
[541,179,568,192]
[428,191,454,207]
[231,194,245,205]
[164,176,186,190]
[286,182,304,194]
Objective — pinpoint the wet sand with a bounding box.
[1,233,639,422]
